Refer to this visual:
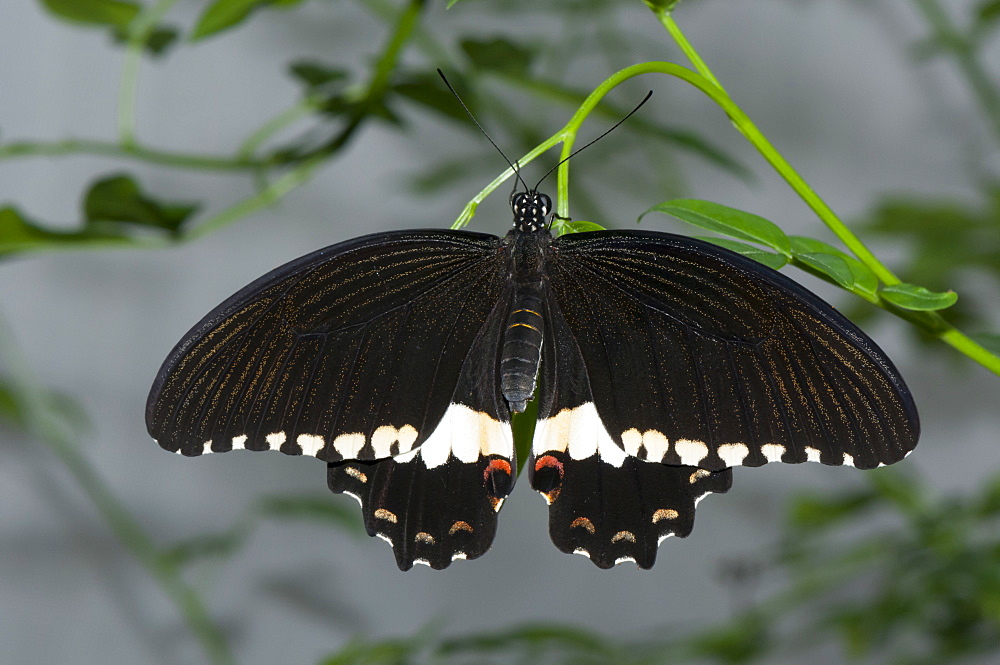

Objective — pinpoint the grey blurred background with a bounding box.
[1,1,998,664]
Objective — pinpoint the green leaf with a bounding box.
[83,174,199,234]
[392,72,474,125]
[460,38,536,76]
[257,494,365,535]
[0,206,129,256]
[640,199,791,256]
[558,220,606,235]
[511,397,537,476]
[694,236,788,270]
[191,0,304,41]
[868,469,925,515]
[642,0,681,12]
[39,0,139,29]
[289,61,349,90]
[789,236,879,298]
[112,25,181,56]
[977,0,1000,26]
[880,283,958,311]
[788,490,878,531]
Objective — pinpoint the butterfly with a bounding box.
[146,187,919,570]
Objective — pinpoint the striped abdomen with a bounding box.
[500,288,544,413]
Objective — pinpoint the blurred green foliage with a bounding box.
[3,0,1000,664]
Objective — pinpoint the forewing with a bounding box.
[531,290,733,569]
[146,230,509,462]
[545,230,919,471]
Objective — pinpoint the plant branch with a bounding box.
[0,313,235,665]
[0,138,265,171]
[118,0,179,145]
[911,0,1000,146]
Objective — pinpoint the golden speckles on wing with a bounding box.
[611,530,636,544]
[689,469,711,484]
[449,521,473,535]
[652,508,679,523]
[344,466,368,483]
[414,531,435,545]
[374,508,397,523]
[570,517,596,534]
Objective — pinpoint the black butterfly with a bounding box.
[146,189,919,570]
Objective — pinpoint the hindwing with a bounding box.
[531,289,733,568]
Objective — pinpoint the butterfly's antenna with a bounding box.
[437,69,530,193]
[533,91,653,192]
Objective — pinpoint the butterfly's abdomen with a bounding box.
[501,232,548,413]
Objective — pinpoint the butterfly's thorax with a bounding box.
[500,228,551,412]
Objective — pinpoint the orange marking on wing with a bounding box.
[484,458,512,478]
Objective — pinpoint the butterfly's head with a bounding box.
[510,190,552,232]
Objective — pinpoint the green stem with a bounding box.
[660,12,725,91]
[911,0,1000,146]
[238,97,323,160]
[118,0,179,145]
[0,138,265,171]
[657,9,1000,377]
[653,15,902,286]
[0,313,235,665]
[186,154,329,241]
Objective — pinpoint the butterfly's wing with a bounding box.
[532,294,733,568]
[543,230,919,472]
[146,230,516,569]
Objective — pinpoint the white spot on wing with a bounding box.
[413,558,431,567]
[342,491,362,507]
[451,552,467,561]
[297,434,325,457]
[657,533,675,545]
[621,428,642,456]
[202,440,213,455]
[843,452,856,467]
[333,432,365,458]
[266,432,286,450]
[376,532,392,544]
[717,443,749,466]
[642,430,670,461]
[397,425,418,453]
[371,426,398,458]
[231,435,247,450]
[805,446,822,463]
[614,556,637,565]
[419,404,512,469]
[533,403,626,468]
[572,548,591,559]
[761,443,786,463]
[674,439,708,466]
